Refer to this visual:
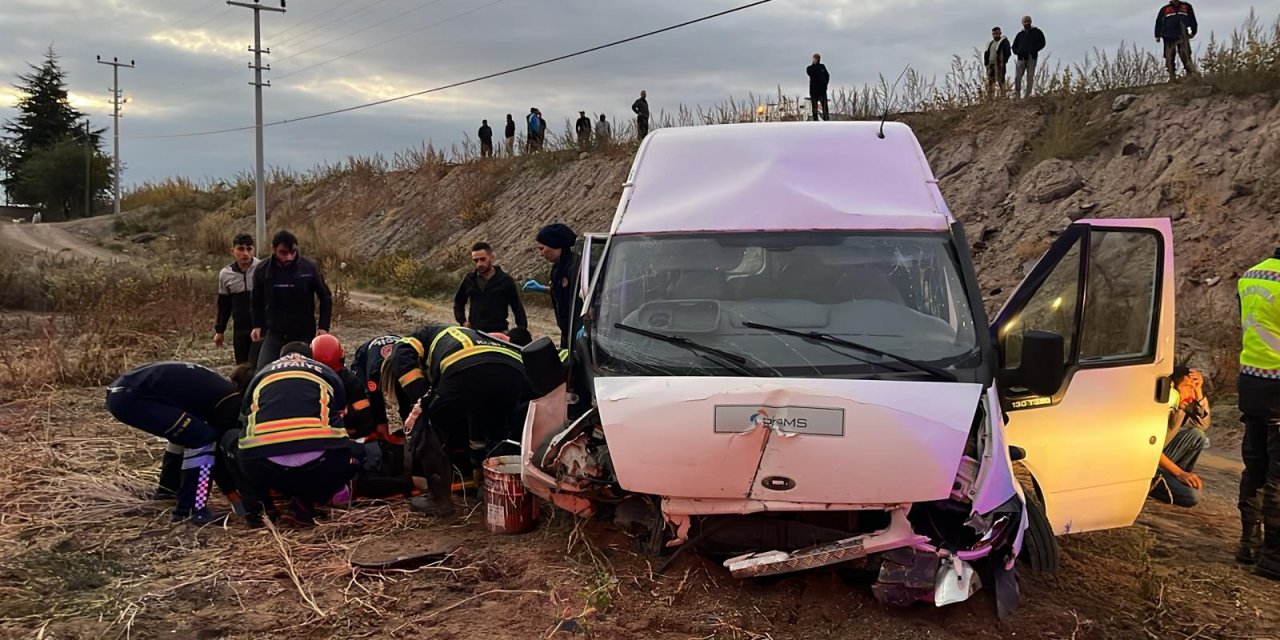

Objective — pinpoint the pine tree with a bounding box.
[2,47,110,216]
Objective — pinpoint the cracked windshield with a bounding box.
[594,232,980,377]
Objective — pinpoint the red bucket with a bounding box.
[483,455,538,534]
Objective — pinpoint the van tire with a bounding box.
[1016,469,1060,574]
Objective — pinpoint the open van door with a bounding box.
[992,219,1175,535]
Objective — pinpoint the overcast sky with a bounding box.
[0,0,1266,187]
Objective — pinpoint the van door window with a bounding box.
[1000,240,1081,369]
[1078,230,1159,363]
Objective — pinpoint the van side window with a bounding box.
[1078,230,1159,362]
[1001,240,1081,369]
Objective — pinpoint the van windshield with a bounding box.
[592,232,980,378]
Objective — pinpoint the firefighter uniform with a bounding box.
[221,354,360,524]
[348,335,416,498]
[105,362,241,523]
[1236,250,1280,578]
[388,325,525,516]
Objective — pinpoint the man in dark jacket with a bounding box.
[478,119,494,158]
[1011,16,1046,99]
[632,91,650,140]
[575,111,592,150]
[524,223,579,348]
[454,242,528,334]
[504,114,516,157]
[215,233,262,366]
[251,230,333,370]
[526,108,545,153]
[106,361,253,524]
[388,325,526,517]
[222,347,360,526]
[1156,0,1198,81]
[806,53,830,121]
[984,27,1012,96]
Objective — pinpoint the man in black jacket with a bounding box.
[806,53,830,121]
[454,242,528,334]
[1156,0,1198,81]
[252,230,333,370]
[984,26,1012,96]
[504,114,516,157]
[214,233,262,366]
[575,111,592,150]
[632,91,650,140]
[478,119,494,158]
[1011,16,1046,99]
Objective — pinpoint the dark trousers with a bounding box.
[232,329,261,367]
[220,430,361,512]
[1239,374,1280,535]
[637,116,649,139]
[410,363,525,497]
[106,387,216,448]
[810,92,829,121]
[1150,427,1208,507]
[480,140,493,158]
[256,326,318,370]
[1164,38,1196,79]
[987,63,1007,92]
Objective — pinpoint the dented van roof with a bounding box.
[612,121,955,235]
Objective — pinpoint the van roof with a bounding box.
[612,121,954,235]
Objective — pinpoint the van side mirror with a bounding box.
[1018,330,1066,396]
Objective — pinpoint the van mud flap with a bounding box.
[723,509,927,579]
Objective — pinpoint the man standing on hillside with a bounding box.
[504,114,516,157]
[1012,16,1046,99]
[251,230,333,370]
[1236,247,1280,581]
[984,27,1012,96]
[632,91,650,140]
[575,111,593,150]
[595,114,612,146]
[526,108,544,153]
[478,119,494,158]
[453,242,528,335]
[1156,0,1198,82]
[215,233,262,366]
[806,53,830,121]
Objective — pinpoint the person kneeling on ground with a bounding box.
[221,342,362,526]
[106,361,254,524]
[1149,366,1211,507]
[387,325,526,517]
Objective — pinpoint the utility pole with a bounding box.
[84,120,91,218]
[96,55,134,216]
[229,0,286,256]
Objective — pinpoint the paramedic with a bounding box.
[106,361,254,524]
[251,230,333,370]
[1149,366,1210,507]
[388,325,526,517]
[524,223,579,348]
[214,233,262,366]
[1237,248,1280,579]
[222,344,360,526]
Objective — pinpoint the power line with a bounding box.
[167,0,229,31]
[131,0,776,140]
[271,0,448,67]
[271,0,346,40]
[274,0,510,81]
[273,0,394,49]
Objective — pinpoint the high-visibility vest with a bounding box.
[1238,257,1280,378]
[426,326,522,380]
[239,363,349,454]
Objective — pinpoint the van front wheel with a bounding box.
[1016,469,1060,574]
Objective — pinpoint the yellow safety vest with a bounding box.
[1238,257,1280,378]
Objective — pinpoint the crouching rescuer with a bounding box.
[221,345,361,526]
[388,325,526,517]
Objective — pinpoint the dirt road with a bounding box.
[0,218,129,263]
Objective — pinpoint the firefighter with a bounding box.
[1237,248,1280,580]
[221,344,361,527]
[387,325,525,517]
[105,362,253,524]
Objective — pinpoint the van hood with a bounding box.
[594,377,984,505]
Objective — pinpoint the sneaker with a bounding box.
[409,495,456,518]
[187,508,229,526]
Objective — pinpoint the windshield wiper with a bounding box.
[613,322,766,377]
[742,320,958,382]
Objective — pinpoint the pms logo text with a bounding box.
[750,409,808,430]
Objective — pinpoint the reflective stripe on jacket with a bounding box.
[1239,257,1280,378]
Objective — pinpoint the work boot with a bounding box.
[409,495,456,518]
[173,444,216,522]
[187,508,229,526]
[151,446,183,500]
[1256,524,1280,580]
[281,498,316,527]
[1237,521,1263,565]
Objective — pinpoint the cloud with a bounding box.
[0,0,1267,187]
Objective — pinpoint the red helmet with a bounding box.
[311,334,344,371]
